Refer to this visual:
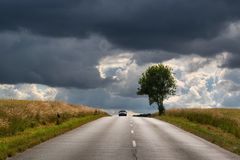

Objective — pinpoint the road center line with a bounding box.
[132,140,136,147]
[131,130,134,134]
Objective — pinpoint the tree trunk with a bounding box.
[157,100,165,116]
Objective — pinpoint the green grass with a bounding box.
[154,108,240,155]
[0,99,108,160]
[0,114,106,160]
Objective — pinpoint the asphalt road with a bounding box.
[8,116,240,160]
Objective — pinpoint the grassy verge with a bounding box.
[0,114,105,160]
[154,108,240,155]
[0,99,108,160]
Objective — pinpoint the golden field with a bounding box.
[0,99,104,136]
[0,99,107,159]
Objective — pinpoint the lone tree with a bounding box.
[137,64,176,115]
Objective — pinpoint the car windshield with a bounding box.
[119,110,126,113]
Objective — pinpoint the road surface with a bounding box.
[8,116,240,160]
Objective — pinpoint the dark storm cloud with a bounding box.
[1,0,240,67]
[0,0,240,88]
[133,51,180,65]
[0,0,239,46]
[0,32,114,88]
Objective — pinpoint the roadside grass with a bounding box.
[154,108,240,155]
[0,99,108,160]
[0,115,105,160]
[0,99,105,136]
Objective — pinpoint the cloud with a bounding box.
[163,53,240,108]
[1,0,240,66]
[96,52,240,109]
[97,53,134,79]
[1,0,240,89]
[55,87,151,112]
[1,52,240,111]
[0,84,57,100]
[97,53,156,98]
[1,0,240,42]
[0,31,114,88]
[1,1,240,110]
[97,52,240,108]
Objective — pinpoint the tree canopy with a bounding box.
[137,64,176,115]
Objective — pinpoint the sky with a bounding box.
[1,0,240,112]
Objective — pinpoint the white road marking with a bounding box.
[132,140,136,147]
[131,130,134,134]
